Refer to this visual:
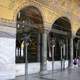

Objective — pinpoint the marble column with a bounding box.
[59,40,63,71]
[37,33,41,62]
[23,34,30,80]
[60,44,63,71]
[40,30,48,73]
[52,45,55,72]
[69,36,74,68]
[63,43,65,70]
[24,42,29,80]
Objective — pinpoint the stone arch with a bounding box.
[13,1,45,25]
[16,5,44,63]
[47,16,72,70]
[46,14,72,33]
[52,17,71,32]
[16,6,44,30]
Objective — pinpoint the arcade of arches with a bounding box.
[16,6,44,63]
[16,6,79,72]
[0,0,80,78]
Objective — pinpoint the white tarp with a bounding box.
[0,38,15,79]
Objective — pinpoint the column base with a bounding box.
[39,70,48,75]
[68,65,74,71]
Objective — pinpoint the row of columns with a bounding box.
[41,31,74,72]
[24,30,74,78]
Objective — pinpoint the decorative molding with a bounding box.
[0,22,16,38]
[0,19,16,28]
[0,21,16,33]
[0,31,16,38]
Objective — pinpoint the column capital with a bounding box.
[43,29,49,34]
[71,34,76,39]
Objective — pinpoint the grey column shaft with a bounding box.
[24,42,28,80]
[76,41,79,57]
[70,37,73,67]
[37,33,40,62]
[52,45,55,72]
[63,44,65,70]
[63,44,65,57]
[61,46,63,71]
[40,31,47,72]
[76,49,77,58]
[66,39,68,61]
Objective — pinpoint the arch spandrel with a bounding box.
[0,0,79,33]
[44,12,72,31]
[0,0,62,28]
[71,17,80,35]
[13,1,45,22]
[13,0,64,29]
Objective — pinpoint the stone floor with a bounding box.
[15,67,80,80]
